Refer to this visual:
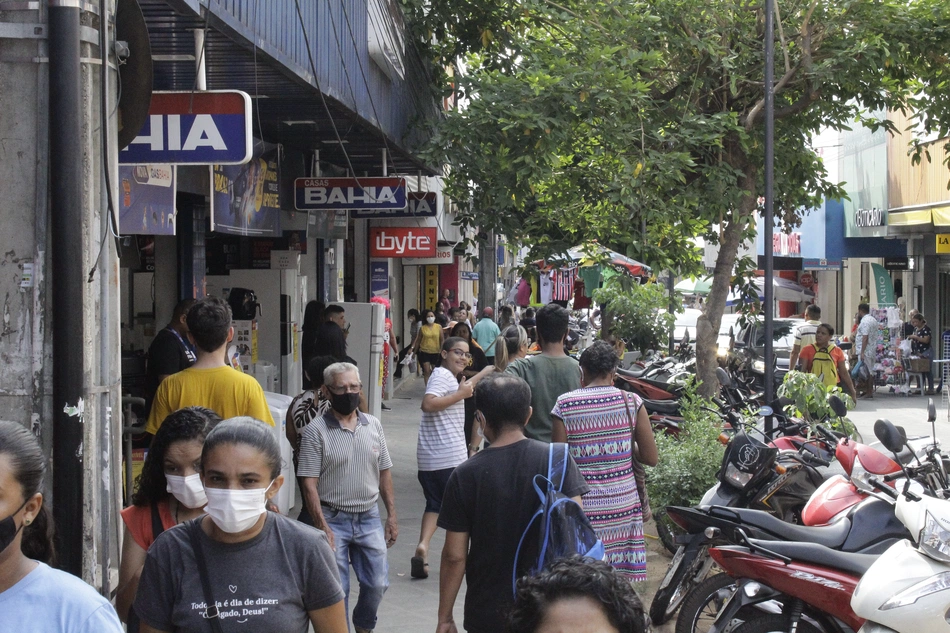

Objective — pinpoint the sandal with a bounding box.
[410,556,429,579]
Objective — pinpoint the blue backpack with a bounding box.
[512,443,605,596]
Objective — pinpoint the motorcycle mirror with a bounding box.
[828,395,848,418]
[758,406,774,417]
[873,418,906,454]
[715,366,731,388]
[928,398,937,423]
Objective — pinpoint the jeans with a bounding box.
[323,505,390,631]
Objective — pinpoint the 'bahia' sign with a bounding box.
[295,177,406,212]
[350,192,437,218]
[120,91,253,165]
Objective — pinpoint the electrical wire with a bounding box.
[252,0,265,150]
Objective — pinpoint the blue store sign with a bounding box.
[119,91,253,165]
[350,191,436,218]
[295,177,407,212]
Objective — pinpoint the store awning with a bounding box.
[889,204,950,227]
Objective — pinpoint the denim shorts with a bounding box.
[417,467,455,514]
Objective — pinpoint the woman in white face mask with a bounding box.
[117,406,222,628]
[134,417,347,633]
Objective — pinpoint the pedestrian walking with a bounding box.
[493,325,529,372]
[145,296,273,435]
[134,417,346,633]
[449,321,492,443]
[145,298,197,413]
[472,307,502,363]
[313,305,352,362]
[412,337,496,581]
[117,407,222,628]
[301,301,326,388]
[413,309,445,383]
[297,362,397,633]
[0,421,124,633]
[798,323,858,401]
[436,374,589,633]
[788,304,821,371]
[286,355,336,468]
[504,303,582,442]
[550,341,658,581]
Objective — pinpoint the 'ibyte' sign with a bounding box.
[295,177,407,212]
[370,227,437,258]
[120,91,253,165]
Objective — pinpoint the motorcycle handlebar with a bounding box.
[801,451,831,467]
[867,476,899,499]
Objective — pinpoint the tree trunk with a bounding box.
[695,162,758,398]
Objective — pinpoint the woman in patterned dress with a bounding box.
[551,340,658,581]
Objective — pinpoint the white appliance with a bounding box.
[214,269,306,396]
[264,391,296,515]
[341,302,386,419]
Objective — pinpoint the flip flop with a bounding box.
[410,556,429,579]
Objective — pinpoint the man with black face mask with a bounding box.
[296,362,397,633]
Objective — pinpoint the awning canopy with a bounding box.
[889,204,950,227]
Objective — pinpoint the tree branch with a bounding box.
[773,0,791,74]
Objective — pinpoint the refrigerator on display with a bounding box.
[341,301,386,419]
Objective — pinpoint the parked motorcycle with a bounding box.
[850,412,950,633]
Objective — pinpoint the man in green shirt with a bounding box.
[504,303,581,442]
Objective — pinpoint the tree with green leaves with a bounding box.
[402,0,950,396]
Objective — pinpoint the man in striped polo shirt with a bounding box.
[788,304,822,371]
[298,362,397,633]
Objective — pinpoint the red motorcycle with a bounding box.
[705,536,875,633]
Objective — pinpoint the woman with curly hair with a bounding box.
[551,341,658,581]
[507,556,647,633]
[116,407,222,626]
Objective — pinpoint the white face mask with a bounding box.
[427,316,436,324]
[165,473,207,509]
[204,481,274,533]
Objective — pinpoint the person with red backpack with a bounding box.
[798,323,857,401]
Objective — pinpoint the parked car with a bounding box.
[673,308,702,343]
[732,318,804,388]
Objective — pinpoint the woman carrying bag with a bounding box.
[551,340,658,581]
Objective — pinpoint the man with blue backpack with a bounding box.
[436,374,594,633]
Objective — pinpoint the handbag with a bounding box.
[621,392,652,522]
[186,519,226,633]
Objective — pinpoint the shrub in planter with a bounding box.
[778,370,859,439]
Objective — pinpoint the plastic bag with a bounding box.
[899,339,913,356]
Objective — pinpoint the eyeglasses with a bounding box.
[448,349,473,359]
[327,384,362,395]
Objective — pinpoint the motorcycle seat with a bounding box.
[706,506,851,549]
[744,538,879,577]
[643,399,681,415]
[617,366,647,378]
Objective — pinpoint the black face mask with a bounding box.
[0,499,29,554]
[330,391,361,416]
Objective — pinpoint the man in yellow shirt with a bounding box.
[146,296,273,435]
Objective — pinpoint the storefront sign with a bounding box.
[120,91,253,165]
[295,177,407,212]
[212,142,281,236]
[937,234,950,254]
[854,207,886,227]
[802,258,842,270]
[424,265,439,310]
[402,246,454,266]
[461,271,479,281]
[118,164,176,235]
[883,257,910,271]
[371,260,390,301]
[350,191,437,218]
[772,232,801,256]
[369,227,436,258]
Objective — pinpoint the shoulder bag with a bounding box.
[126,503,168,632]
[187,519,226,633]
[621,392,652,522]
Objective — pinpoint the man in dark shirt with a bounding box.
[145,298,196,411]
[436,374,589,633]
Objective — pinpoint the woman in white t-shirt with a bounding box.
[411,337,495,579]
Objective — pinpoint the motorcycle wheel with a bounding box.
[675,573,762,633]
[649,544,711,625]
[655,508,686,555]
[732,614,822,633]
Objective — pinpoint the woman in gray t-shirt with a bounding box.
[134,418,346,633]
